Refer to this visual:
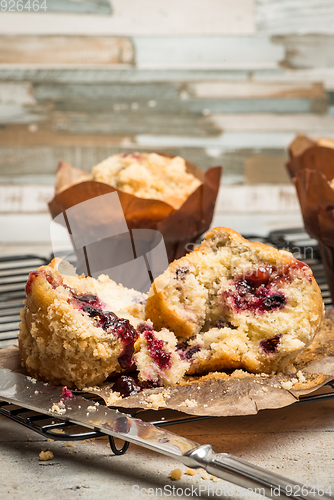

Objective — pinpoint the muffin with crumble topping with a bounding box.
[145,227,324,375]
[19,258,189,389]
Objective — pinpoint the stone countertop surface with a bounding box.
[0,397,333,500]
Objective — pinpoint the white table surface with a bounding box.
[0,396,333,500]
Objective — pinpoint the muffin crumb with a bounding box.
[186,468,196,476]
[170,469,183,480]
[39,450,54,461]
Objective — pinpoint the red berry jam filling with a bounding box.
[137,322,154,334]
[112,375,158,398]
[177,343,201,361]
[72,292,138,369]
[114,318,139,369]
[260,334,282,354]
[62,386,73,399]
[73,293,102,307]
[112,375,141,397]
[25,270,61,295]
[185,345,201,360]
[144,331,171,370]
[215,317,237,329]
[224,265,297,314]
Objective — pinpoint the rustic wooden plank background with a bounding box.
[1,0,334,248]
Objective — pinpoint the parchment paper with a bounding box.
[287,134,334,302]
[49,156,222,263]
[1,310,333,417]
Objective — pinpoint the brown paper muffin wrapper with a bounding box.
[287,134,334,302]
[49,157,222,264]
[1,310,334,417]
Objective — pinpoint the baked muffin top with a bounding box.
[92,152,201,209]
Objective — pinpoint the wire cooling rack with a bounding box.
[0,228,333,455]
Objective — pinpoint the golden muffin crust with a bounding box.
[146,227,324,375]
[92,152,201,209]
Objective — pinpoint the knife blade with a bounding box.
[0,367,329,500]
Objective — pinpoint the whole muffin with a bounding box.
[145,227,324,374]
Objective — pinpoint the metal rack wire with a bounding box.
[0,255,49,348]
[0,229,333,455]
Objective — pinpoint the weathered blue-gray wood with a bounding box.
[136,132,295,149]
[256,0,334,35]
[134,36,284,69]
[0,145,285,182]
[33,83,181,101]
[47,97,327,117]
[30,82,328,115]
[0,68,251,84]
[0,103,50,124]
[1,81,325,134]
[37,0,112,15]
[29,83,329,116]
[273,35,334,69]
[49,112,221,137]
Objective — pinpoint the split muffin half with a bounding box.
[145,227,324,374]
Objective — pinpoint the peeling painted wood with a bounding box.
[0,35,282,70]
[55,99,329,118]
[0,37,134,65]
[0,184,299,214]
[0,69,250,83]
[0,125,128,146]
[0,0,254,36]
[253,68,334,91]
[46,97,327,116]
[0,103,50,124]
[274,35,334,70]
[0,146,121,176]
[32,80,326,101]
[0,122,310,148]
[0,213,305,246]
[211,113,334,132]
[41,0,112,15]
[0,144,285,183]
[33,82,181,101]
[135,132,299,150]
[48,111,221,137]
[32,96,328,119]
[0,82,35,104]
[256,0,334,35]
[192,81,325,98]
[0,185,53,213]
[134,36,284,70]
[0,214,63,244]
[216,184,299,213]
[0,80,328,132]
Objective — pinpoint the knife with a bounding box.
[0,367,329,500]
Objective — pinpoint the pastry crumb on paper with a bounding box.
[179,398,197,408]
[50,402,66,415]
[145,390,171,409]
